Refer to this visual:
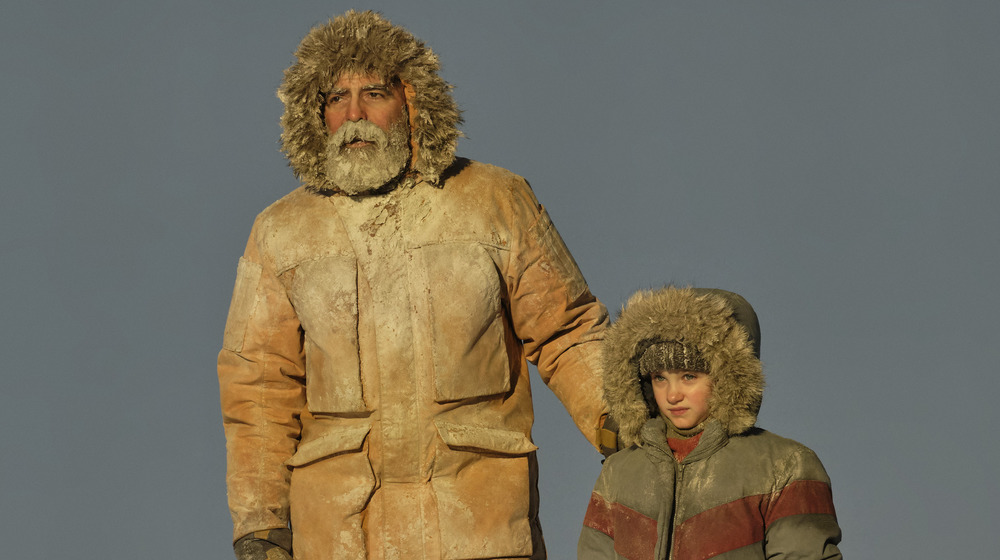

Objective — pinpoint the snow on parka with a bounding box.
[578,288,842,559]
[218,12,608,560]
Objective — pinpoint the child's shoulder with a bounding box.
[601,443,663,474]
[730,428,829,474]
[734,427,815,452]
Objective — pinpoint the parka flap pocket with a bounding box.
[286,254,366,413]
[419,242,510,402]
[286,423,371,467]
[434,420,538,455]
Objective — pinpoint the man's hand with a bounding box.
[234,528,293,560]
[598,414,620,458]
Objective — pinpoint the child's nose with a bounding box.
[667,387,684,403]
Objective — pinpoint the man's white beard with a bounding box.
[323,114,410,195]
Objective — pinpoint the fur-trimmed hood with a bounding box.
[278,10,462,192]
[604,287,764,447]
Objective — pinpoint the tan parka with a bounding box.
[218,11,608,560]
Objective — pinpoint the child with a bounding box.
[579,287,842,559]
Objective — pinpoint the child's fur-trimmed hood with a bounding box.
[604,287,764,447]
[278,10,462,193]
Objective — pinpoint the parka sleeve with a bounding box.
[504,179,610,450]
[218,223,307,542]
[578,463,619,559]
[762,447,843,559]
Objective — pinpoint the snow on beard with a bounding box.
[323,112,410,195]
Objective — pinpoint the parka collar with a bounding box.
[641,417,729,464]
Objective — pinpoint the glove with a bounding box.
[598,414,620,458]
[234,528,293,560]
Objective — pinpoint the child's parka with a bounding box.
[578,287,842,560]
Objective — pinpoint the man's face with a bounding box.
[324,72,406,136]
[651,369,713,430]
[322,72,410,195]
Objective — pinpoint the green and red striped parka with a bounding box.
[578,287,842,559]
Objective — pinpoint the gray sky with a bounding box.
[2,1,998,558]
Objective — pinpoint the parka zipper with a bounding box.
[666,459,684,560]
[667,458,684,560]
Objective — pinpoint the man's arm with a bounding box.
[218,226,306,544]
[504,180,609,450]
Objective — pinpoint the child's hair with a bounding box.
[602,287,764,447]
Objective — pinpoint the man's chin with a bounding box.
[333,175,402,196]
[325,158,406,195]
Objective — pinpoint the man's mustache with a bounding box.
[331,120,389,149]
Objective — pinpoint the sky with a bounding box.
[2,1,998,558]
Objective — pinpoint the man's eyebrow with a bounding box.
[325,83,391,99]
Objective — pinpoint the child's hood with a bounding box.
[603,286,765,447]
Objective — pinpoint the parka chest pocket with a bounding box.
[419,242,510,402]
[285,255,367,413]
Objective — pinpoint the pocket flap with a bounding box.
[286,423,372,467]
[434,420,538,455]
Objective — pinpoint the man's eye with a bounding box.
[327,95,343,104]
[366,91,386,99]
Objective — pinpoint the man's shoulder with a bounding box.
[439,158,541,214]
[244,186,338,267]
[248,185,329,235]
[258,185,317,218]
[454,158,523,178]
[442,158,529,190]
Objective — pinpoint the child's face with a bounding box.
[651,369,713,430]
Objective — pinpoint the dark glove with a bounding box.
[598,414,620,458]
[234,528,293,560]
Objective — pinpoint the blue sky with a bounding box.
[2,2,998,557]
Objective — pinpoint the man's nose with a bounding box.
[345,97,365,121]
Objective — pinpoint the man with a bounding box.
[219,11,612,560]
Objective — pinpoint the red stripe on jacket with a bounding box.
[673,479,836,560]
[584,492,659,560]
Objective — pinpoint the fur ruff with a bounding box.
[604,287,764,447]
[278,10,462,193]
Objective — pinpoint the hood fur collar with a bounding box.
[278,10,462,193]
[604,287,764,447]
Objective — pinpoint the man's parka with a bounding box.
[218,12,608,560]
